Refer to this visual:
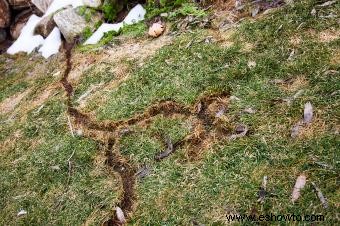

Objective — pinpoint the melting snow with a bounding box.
[44,0,84,17]
[7,15,44,55]
[39,27,62,58]
[7,2,146,58]
[84,4,146,45]
[123,4,146,25]
[84,23,123,45]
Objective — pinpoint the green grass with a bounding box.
[0,0,339,225]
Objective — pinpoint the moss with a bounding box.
[101,0,127,22]
[82,26,93,40]
[146,0,205,19]
[78,6,97,23]
[121,22,147,38]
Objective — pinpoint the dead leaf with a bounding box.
[51,165,61,171]
[251,5,260,17]
[284,89,304,105]
[230,96,240,101]
[323,70,339,76]
[192,219,205,226]
[257,176,268,203]
[243,107,256,114]
[269,77,293,85]
[288,49,295,61]
[293,90,304,99]
[285,0,294,4]
[312,182,328,209]
[215,106,226,117]
[75,129,83,137]
[317,0,336,7]
[116,207,126,224]
[291,121,302,138]
[229,124,248,140]
[135,165,151,179]
[291,174,307,202]
[155,135,174,161]
[311,8,316,16]
[196,102,202,113]
[303,102,313,124]
[235,0,243,10]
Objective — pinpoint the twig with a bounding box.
[155,135,174,161]
[67,150,76,184]
[312,182,328,209]
[257,176,268,203]
[67,115,74,137]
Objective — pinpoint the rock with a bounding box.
[148,22,165,38]
[83,0,102,8]
[32,0,53,13]
[0,0,11,28]
[53,7,87,42]
[0,28,7,43]
[34,15,55,38]
[10,9,33,39]
[8,0,32,10]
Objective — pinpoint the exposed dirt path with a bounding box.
[60,41,234,225]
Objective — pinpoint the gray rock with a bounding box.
[34,15,56,38]
[83,0,102,8]
[32,0,53,13]
[53,7,87,42]
[0,0,11,28]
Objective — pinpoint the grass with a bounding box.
[0,0,339,225]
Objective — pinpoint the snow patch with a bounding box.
[39,27,62,58]
[84,4,146,45]
[7,15,44,55]
[7,2,146,58]
[44,0,84,17]
[123,4,146,25]
[84,23,123,45]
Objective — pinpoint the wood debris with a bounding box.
[291,174,307,202]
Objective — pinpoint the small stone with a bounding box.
[148,22,165,38]
[17,209,27,217]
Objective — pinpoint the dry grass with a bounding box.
[0,89,31,114]
[278,76,309,92]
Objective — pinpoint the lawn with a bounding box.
[0,0,339,225]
